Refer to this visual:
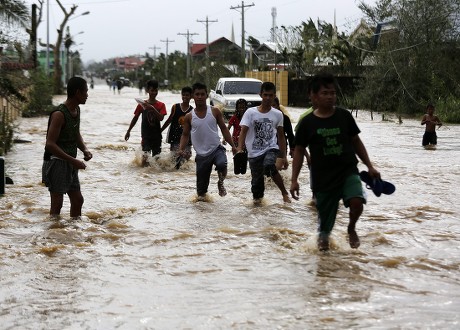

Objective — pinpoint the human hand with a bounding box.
[124,131,130,141]
[290,181,300,200]
[72,158,87,170]
[283,157,289,170]
[83,150,92,161]
[368,166,381,180]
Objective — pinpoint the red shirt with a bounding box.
[134,100,167,116]
[228,114,242,144]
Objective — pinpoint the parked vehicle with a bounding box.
[209,77,263,119]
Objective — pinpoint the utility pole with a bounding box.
[197,16,218,88]
[178,29,198,80]
[230,1,254,73]
[46,0,49,75]
[149,45,161,67]
[160,38,174,84]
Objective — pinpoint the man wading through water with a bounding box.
[178,82,236,201]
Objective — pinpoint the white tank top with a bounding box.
[191,106,221,156]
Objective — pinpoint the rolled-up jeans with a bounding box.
[195,145,227,196]
[248,148,279,199]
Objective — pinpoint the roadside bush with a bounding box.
[23,69,53,117]
[434,96,460,123]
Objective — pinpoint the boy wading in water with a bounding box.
[42,77,93,218]
[161,86,194,159]
[125,79,167,166]
[178,82,236,200]
[421,104,442,147]
[236,82,291,204]
[290,73,380,251]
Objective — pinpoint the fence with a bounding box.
[245,71,289,107]
[0,96,22,155]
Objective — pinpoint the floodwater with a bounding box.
[1,83,459,329]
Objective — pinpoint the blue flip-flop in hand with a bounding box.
[359,171,395,197]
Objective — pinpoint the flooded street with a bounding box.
[1,83,459,329]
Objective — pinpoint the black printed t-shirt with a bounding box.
[294,107,360,192]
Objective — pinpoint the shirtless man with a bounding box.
[421,104,442,147]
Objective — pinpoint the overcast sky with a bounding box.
[23,0,376,64]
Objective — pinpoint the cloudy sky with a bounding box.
[22,0,376,64]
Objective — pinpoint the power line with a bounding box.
[160,38,174,80]
[197,16,218,87]
[149,45,161,67]
[230,1,255,70]
[178,29,198,79]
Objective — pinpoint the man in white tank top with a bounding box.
[179,82,236,200]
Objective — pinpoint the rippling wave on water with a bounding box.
[1,84,459,329]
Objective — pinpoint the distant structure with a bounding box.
[271,7,277,42]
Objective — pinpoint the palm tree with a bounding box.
[0,0,29,99]
[0,0,29,26]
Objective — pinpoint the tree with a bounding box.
[50,1,77,94]
[356,0,460,115]
[0,0,29,100]
[0,0,28,25]
[35,1,85,94]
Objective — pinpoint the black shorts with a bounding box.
[422,131,437,146]
[42,159,80,193]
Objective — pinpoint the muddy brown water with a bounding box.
[1,84,459,329]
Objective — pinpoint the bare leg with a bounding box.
[50,192,64,216]
[68,190,84,218]
[272,172,291,203]
[217,169,227,197]
[348,197,363,248]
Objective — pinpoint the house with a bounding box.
[253,41,288,70]
[191,37,242,68]
[113,56,145,72]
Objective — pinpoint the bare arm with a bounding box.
[236,126,248,154]
[161,105,176,132]
[352,135,380,179]
[76,132,92,161]
[222,121,233,144]
[276,126,287,159]
[125,113,140,141]
[276,126,289,169]
[289,145,306,200]
[178,112,192,154]
[45,112,87,169]
[434,115,442,126]
[421,114,428,125]
[213,107,236,153]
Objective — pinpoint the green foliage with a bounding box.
[356,0,460,122]
[0,0,29,26]
[0,74,26,101]
[0,117,14,156]
[23,69,53,117]
[434,96,460,123]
